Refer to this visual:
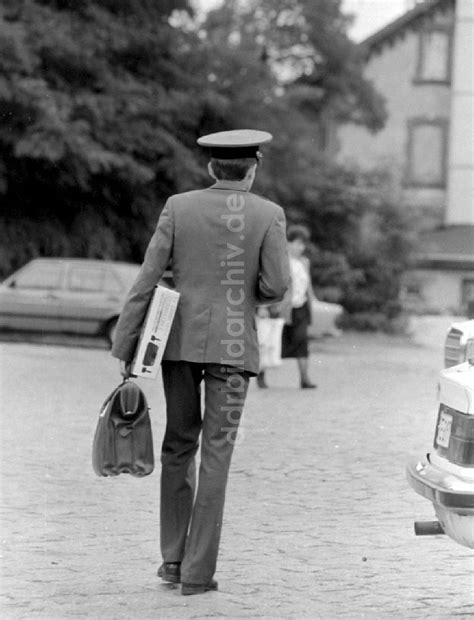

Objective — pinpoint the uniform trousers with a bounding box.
[160,360,250,584]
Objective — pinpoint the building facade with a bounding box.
[336,0,474,315]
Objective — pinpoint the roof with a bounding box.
[360,0,454,57]
[28,257,140,269]
[415,225,474,269]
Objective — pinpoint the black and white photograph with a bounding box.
[1,0,473,617]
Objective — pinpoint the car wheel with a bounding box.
[106,318,118,347]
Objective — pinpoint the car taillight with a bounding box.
[434,403,474,467]
[444,328,463,368]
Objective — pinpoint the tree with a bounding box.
[198,0,386,132]
[0,0,206,274]
[0,0,411,329]
[196,1,412,328]
[0,0,386,275]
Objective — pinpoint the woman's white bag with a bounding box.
[256,317,285,369]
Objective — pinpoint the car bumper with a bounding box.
[407,456,474,548]
[406,457,474,513]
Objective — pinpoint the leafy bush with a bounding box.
[289,163,417,329]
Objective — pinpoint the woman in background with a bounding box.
[257,224,316,389]
[281,224,316,388]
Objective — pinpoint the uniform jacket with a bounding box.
[111,179,290,375]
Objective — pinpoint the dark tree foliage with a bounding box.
[0,0,206,270]
[0,0,411,325]
[198,0,386,133]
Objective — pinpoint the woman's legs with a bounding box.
[258,361,315,388]
[256,371,268,388]
[297,357,316,389]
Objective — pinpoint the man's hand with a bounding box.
[256,306,270,318]
[119,360,131,379]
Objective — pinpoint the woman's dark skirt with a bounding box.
[282,303,311,359]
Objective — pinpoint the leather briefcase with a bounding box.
[92,380,154,477]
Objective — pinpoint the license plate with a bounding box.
[436,411,453,448]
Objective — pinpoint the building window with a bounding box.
[401,276,424,307]
[415,28,451,83]
[405,281,422,297]
[406,118,448,187]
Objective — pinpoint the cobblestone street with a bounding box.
[1,333,473,618]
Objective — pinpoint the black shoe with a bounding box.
[157,562,181,583]
[256,372,268,388]
[301,381,317,389]
[181,579,218,596]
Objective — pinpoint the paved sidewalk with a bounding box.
[1,334,473,618]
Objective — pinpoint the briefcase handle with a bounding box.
[99,379,129,418]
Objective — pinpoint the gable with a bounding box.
[361,0,455,59]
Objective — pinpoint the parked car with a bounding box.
[308,299,343,338]
[0,258,173,345]
[444,319,474,367]
[406,358,474,548]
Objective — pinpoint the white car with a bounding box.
[406,359,474,548]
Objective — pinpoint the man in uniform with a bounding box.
[111,129,290,595]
